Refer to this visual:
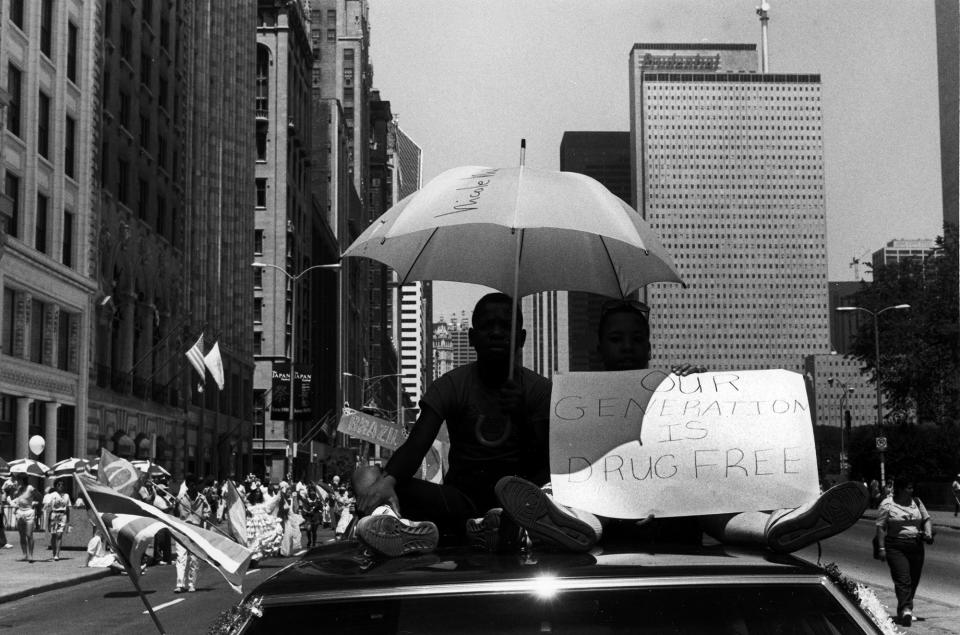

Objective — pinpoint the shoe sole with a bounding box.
[767,481,869,553]
[466,510,520,552]
[495,477,596,552]
[357,515,438,557]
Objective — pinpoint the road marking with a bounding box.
[144,598,184,614]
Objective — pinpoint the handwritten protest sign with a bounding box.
[337,407,407,450]
[549,369,820,519]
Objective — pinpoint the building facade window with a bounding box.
[255,178,267,207]
[256,121,267,160]
[67,22,79,81]
[9,0,24,29]
[156,196,166,237]
[4,173,19,238]
[37,91,51,158]
[40,0,53,57]
[255,45,269,117]
[57,311,71,371]
[253,229,264,254]
[2,288,15,356]
[30,299,44,363]
[65,115,76,177]
[137,178,149,219]
[118,160,129,205]
[6,65,21,138]
[62,210,74,268]
[35,193,48,254]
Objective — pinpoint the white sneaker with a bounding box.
[355,505,439,557]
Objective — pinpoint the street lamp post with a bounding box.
[253,261,340,479]
[835,303,910,484]
[827,378,854,479]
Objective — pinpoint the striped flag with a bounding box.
[75,475,253,593]
[203,341,225,390]
[98,448,142,498]
[185,334,206,380]
[223,479,248,547]
[101,513,166,579]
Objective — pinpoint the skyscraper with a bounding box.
[630,43,830,372]
[523,132,633,377]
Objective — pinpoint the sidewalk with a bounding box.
[0,543,113,604]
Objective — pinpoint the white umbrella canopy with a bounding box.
[49,457,91,477]
[8,458,51,478]
[131,460,171,478]
[342,165,684,299]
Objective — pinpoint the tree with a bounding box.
[848,225,959,425]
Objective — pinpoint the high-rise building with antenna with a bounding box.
[630,43,831,372]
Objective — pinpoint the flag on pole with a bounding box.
[75,475,252,593]
[98,448,143,498]
[185,334,206,380]
[223,479,248,547]
[203,341,225,390]
[75,477,167,634]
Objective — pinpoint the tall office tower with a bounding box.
[181,2,257,479]
[446,312,476,369]
[254,0,317,480]
[531,131,633,375]
[630,43,831,372]
[828,281,865,355]
[88,0,200,474]
[392,125,429,414]
[0,1,99,464]
[870,238,938,275]
[935,0,959,235]
[309,0,373,423]
[431,320,454,379]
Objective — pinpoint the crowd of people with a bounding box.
[0,466,355,595]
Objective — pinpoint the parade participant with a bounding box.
[876,479,934,626]
[951,473,960,517]
[354,293,551,557]
[493,300,868,553]
[300,486,322,547]
[11,475,37,562]
[173,474,209,593]
[84,523,123,573]
[245,487,283,562]
[44,479,71,560]
[334,485,356,540]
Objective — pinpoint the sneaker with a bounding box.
[173,587,186,594]
[902,609,912,627]
[187,586,196,593]
[466,508,521,552]
[2,544,13,549]
[495,476,600,552]
[355,506,439,557]
[765,481,869,553]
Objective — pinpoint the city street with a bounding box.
[796,517,960,633]
[0,556,296,635]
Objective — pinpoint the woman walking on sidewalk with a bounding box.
[12,475,37,562]
[876,479,935,627]
[44,480,71,560]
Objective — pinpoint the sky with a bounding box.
[366,0,945,321]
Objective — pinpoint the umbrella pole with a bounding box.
[508,140,526,381]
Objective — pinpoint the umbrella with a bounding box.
[131,460,171,478]
[7,458,51,478]
[343,157,684,371]
[48,457,91,477]
[343,163,683,299]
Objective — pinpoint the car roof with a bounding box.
[247,539,830,605]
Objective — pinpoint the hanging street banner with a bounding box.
[270,363,312,421]
[549,369,820,519]
[337,407,407,450]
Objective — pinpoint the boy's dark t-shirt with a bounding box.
[386,362,552,510]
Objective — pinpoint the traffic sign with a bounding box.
[876,436,888,451]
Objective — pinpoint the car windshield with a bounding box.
[245,584,867,634]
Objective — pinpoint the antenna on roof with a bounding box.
[756,1,770,72]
